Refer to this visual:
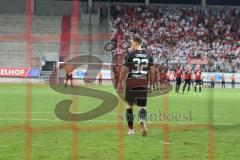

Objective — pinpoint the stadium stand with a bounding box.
[110,5,240,72]
[0,13,110,70]
[60,15,71,62]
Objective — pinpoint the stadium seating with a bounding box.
[110,5,240,72]
[0,13,110,67]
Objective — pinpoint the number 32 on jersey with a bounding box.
[132,58,149,74]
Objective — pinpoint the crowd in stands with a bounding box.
[110,5,240,72]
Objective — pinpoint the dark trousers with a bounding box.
[232,81,235,88]
[99,79,102,85]
[222,81,225,88]
[210,81,215,88]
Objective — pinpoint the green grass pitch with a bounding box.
[0,83,239,160]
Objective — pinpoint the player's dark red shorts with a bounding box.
[184,79,191,85]
[176,77,182,84]
[125,87,147,106]
[195,80,201,85]
[125,79,148,107]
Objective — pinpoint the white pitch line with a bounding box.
[0,118,235,126]
[0,112,239,116]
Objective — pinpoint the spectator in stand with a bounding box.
[110,5,240,72]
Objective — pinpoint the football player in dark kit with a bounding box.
[65,72,73,88]
[175,65,182,94]
[182,65,192,94]
[117,36,154,137]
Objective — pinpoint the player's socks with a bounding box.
[126,109,134,130]
[194,86,197,93]
[199,86,202,93]
[138,108,147,137]
[182,85,186,93]
[175,85,179,93]
[138,108,147,121]
[177,85,180,93]
[64,83,67,88]
[127,129,134,135]
[187,85,190,92]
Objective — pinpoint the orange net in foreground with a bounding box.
[0,0,214,160]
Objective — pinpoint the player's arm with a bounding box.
[117,53,131,92]
[157,69,160,81]
[154,68,159,81]
[148,55,155,91]
[117,66,129,92]
[174,70,177,79]
[149,66,155,90]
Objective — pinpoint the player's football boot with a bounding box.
[127,129,135,135]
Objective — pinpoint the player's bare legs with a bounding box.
[156,79,159,91]
[65,79,73,88]
[194,83,202,95]
[70,80,73,88]
[182,81,190,94]
[153,81,156,91]
[175,84,178,93]
[194,84,197,94]
[64,79,68,88]
[182,81,187,94]
[187,83,191,93]
[154,80,159,91]
[194,83,198,94]
[199,84,202,95]
[139,106,147,137]
[176,83,181,94]
[126,104,134,135]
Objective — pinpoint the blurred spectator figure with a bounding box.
[110,5,240,72]
[221,74,225,88]
[210,74,215,88]
[231,73,236,88]
[98,72,103,85]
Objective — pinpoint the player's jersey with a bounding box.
[183,69,191,80]
[175,68,182,79]
[195,69,202,80]
[124,50,153,88]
